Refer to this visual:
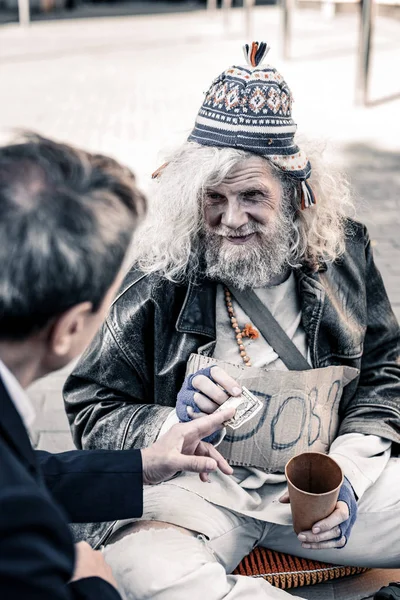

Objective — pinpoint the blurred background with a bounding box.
[0,0,399,453]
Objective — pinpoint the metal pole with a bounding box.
[281,0,292,60]
[222,0,232,30]
[321,0,336,20]
[356,0,374,106]
[244,0,255,39]
[18,0,30,26]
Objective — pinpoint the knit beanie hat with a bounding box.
[188,42,315,208]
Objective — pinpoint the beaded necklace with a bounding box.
[224,287,259,367]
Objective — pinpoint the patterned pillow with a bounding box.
[234,547,369,589]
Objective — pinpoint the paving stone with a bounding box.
[30,372,69,392]
[26,388,45,413]
[36,431,76,452]
[33,408,71,432]
[29,428,40,448]
[42,389,66,412]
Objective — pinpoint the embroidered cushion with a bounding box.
[234,547,369,588]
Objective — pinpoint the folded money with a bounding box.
[216,387,263,430]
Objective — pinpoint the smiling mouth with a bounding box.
[225,233,256,245]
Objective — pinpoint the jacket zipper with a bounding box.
[95,521,117,550]
[311,295,323,368]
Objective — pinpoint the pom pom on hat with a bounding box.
[243,41,271,67]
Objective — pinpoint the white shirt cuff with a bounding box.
[157,409,179,438]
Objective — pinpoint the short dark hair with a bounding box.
[0,133,146,340]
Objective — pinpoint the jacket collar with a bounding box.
[175,264,327,346]
[176,279,217,339]
[0,376,38,475]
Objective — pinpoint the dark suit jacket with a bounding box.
[0,375,143,599]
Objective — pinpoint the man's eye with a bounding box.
[243,190,261,200]
[242,194,260,203]
[207,193,224,201]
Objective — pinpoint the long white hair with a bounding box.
[132,141,355,281]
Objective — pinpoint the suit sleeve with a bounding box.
[37,448,143,523]
[0,487,121,600]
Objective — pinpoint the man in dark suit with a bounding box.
[0,134,234,599]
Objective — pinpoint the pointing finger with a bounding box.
[187,407,235,438]
[177,454,217,474]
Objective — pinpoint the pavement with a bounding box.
[1,7,400,594]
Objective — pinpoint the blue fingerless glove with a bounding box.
[337,476,358,546]
[176,367,220,443]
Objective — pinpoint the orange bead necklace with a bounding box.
[224,287,259,367]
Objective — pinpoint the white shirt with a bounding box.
[0,359,36,429]
[214,274,309,369]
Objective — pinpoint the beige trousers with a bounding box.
[104,458,400,600]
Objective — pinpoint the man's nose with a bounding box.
[221,200,248,230]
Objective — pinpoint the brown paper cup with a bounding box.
[285,452,343,535]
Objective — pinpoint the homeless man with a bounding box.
[64,43,400,600]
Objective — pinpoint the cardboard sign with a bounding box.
[186,354,359,473]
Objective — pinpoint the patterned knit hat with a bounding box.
[188,42,315,208]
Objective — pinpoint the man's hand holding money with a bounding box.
[176,366,242,442]
[176,366,263,443]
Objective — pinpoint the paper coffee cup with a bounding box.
[285,452,343,535]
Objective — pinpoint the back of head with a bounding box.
[0,133,146,341]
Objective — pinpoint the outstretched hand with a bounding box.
[141,407,235,485]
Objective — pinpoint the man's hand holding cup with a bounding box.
[280,452,358,550]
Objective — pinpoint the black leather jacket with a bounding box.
[64,220,400,547]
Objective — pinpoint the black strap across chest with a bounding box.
[229,287,312,371]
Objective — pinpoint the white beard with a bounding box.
[203,210,293,290]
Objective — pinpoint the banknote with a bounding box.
[216,386,263,430]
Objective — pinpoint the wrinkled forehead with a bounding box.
[206,156,278,192]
